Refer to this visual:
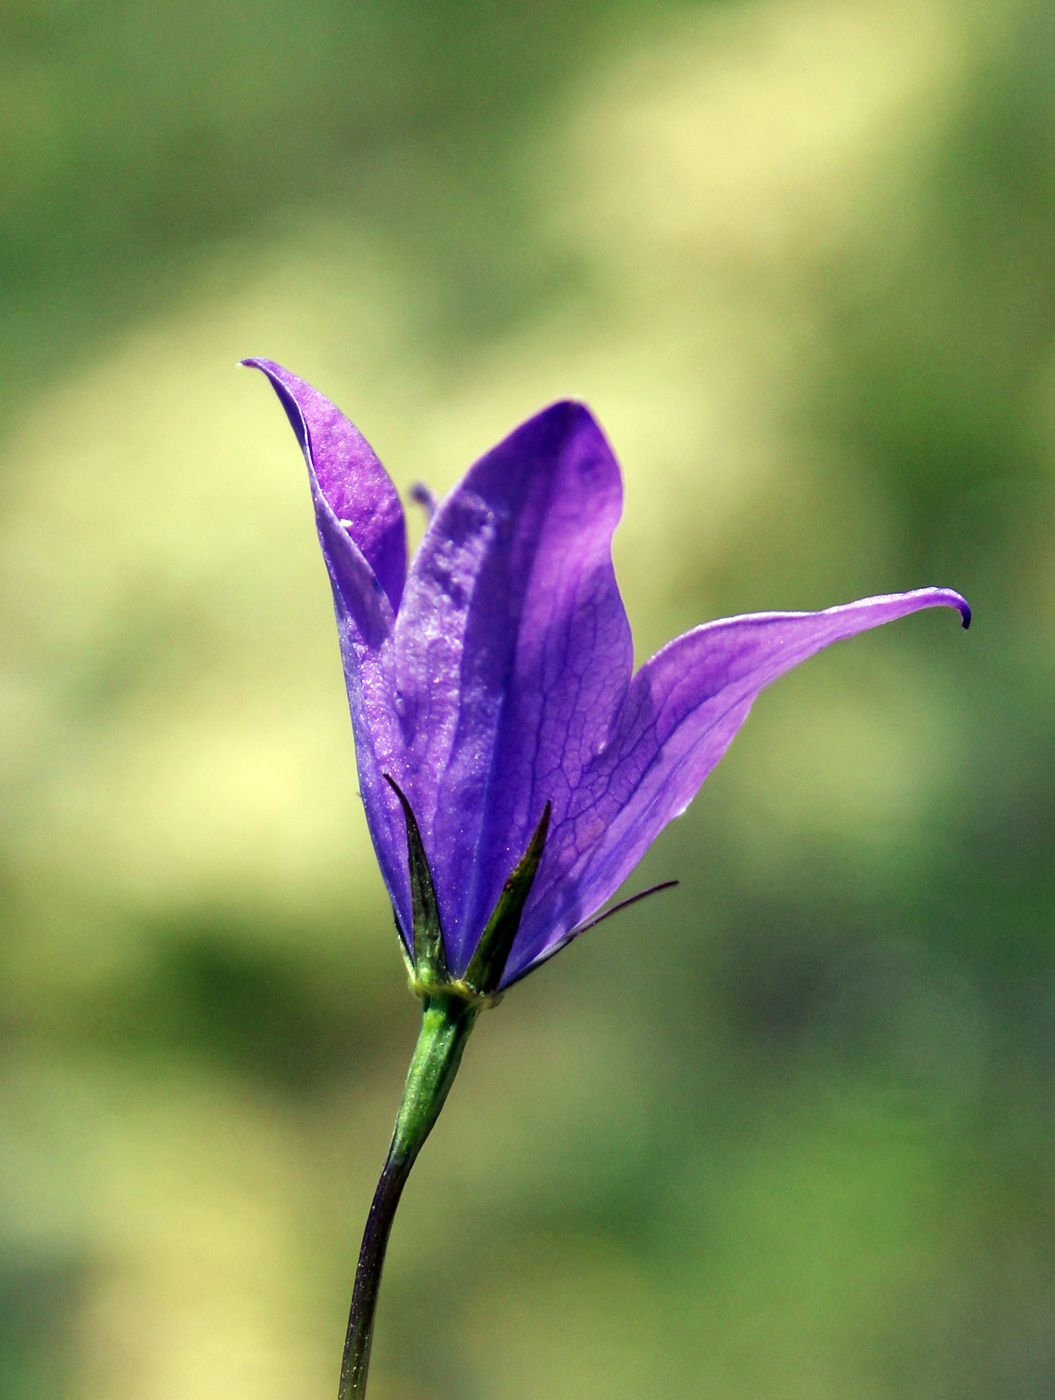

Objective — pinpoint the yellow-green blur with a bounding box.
[0,1,1051,1397]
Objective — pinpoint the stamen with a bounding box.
[409,481,438,523]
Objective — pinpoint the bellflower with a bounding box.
[243,358,969,1400]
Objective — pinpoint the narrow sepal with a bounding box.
[384,774,448,981]
[502,880,679,989]
[464,802,552,996]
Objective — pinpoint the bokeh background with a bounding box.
[1,0,1053,1395]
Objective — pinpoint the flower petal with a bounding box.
[390,401,634,973]
[242,359,407,611]
[505,587,970,981]
[244,359,413,945]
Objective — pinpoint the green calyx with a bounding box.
[384,775,551,1005]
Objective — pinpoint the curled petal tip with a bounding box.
[919,586,971,630]
[940,588,971,629]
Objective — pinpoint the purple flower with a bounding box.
[245,359,970,992]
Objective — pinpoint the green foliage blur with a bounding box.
[1,0,1054,1395]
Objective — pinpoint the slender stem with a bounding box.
[338,992,479,1400]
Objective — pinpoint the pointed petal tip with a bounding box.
[241,359,408,610]
[239,357,309,451]
[239,355,286,381]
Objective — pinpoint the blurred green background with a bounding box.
[1,0,1053,1395]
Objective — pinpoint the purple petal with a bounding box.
[389,401,634,973]
[504,587,970,982]
[241,359,407,612]
[244,359,413,945]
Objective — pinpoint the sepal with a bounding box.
[384,774,449,984]
[463,803,552,997]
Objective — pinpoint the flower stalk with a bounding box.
[339,990,479,1400]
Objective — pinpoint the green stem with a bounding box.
[338,992,479,1400]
